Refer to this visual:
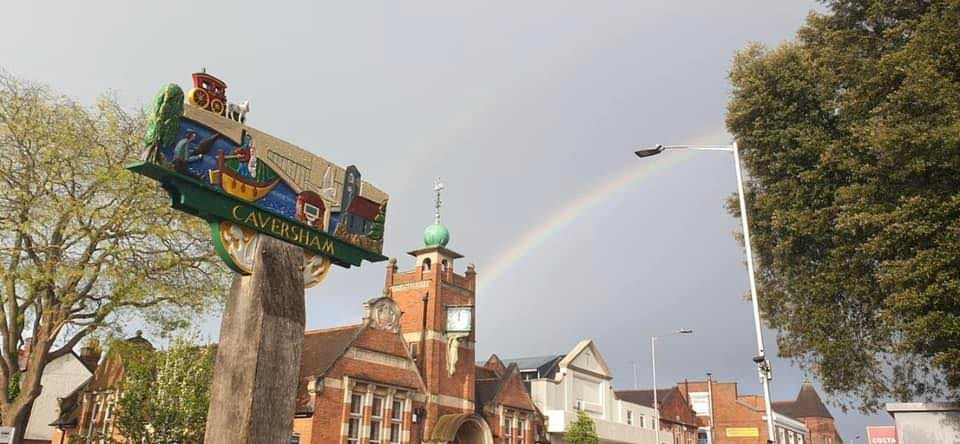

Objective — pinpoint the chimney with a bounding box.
[80,338,102,370]
[465,263,477,291]
[385,257,397,287]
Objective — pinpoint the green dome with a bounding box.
[423,223,450,247]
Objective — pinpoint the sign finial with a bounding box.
[433,177,444,224]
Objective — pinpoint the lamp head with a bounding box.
[634,144,665,158]
[677,328,693,334]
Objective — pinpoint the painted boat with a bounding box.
[210,150,280,202]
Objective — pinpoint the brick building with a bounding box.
[294,218,546,443]
[291,291,544,443]
[476,356,544,444]
[292,303,425,444]
[386,220,543,444]
[51,332,154,444]
[772,383,842,444]
[676,379,809,444]
[616,387,699,444]
[53,214,544,444]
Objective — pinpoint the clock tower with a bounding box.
[385,178,478,437]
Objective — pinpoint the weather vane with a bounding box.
[433,177,444,224]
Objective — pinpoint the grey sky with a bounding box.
[1,1,889,440]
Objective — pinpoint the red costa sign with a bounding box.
[866,426,898,444]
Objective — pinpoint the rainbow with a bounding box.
[478,129,729,289]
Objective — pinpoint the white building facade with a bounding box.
[25,352,95,442]
[510,340,657,444]
[886,402,960,444]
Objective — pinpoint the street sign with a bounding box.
[129,72,388,283]
[725,427,760,438]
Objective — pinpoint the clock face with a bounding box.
[446,306,472,332]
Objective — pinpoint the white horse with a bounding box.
[226,100,250,123]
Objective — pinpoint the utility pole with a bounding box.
[635,143,776,442]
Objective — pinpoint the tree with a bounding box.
[143,84,184,151]
[565,410,600,444]
[113,337,216,443]
[726,0,960,411]
[0,70,228,436]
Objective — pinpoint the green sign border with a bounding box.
[127,161,386,268]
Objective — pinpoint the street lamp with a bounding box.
[651,328,693,444]
[635,142,776,444]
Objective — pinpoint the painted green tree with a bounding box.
[0,70,227,438]
[565,410,600,444]
[727,0,960,411]
[368,201,387,241]
[143,83,184,150]
[113,337,216,444]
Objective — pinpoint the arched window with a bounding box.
[422,258,432,271]
[441,259,448,272]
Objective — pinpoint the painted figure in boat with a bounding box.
[213,131,281,203]
[232,133,254,178]
[172,130,204,172]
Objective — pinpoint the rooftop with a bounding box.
[615,388,675,408]
[772,382,834,419]
[501,355,564,380]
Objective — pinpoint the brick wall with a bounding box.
[659,389,700,443]
[679,381,774,444]
[803,416,842,444]
[308,386,348,443]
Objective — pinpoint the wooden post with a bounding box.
[205,236,304,444]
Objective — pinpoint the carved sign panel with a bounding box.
[130,71,388,277]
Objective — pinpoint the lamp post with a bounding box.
[635,142,776,443]
[652,328,693,444]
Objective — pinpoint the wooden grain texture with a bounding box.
[204,235,305,444]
